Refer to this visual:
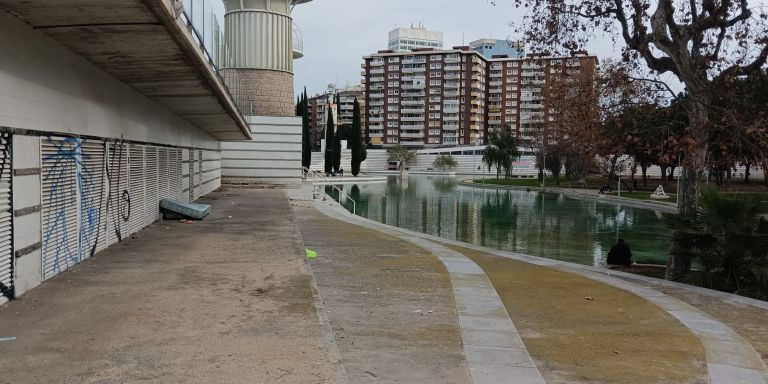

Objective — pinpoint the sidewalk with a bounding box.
[0,188,337,384]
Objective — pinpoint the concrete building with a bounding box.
[361,47,597,148]
[388,26,443,51]
[470,38,525,59]
[220,0,312,185]
[308,85,366,151]
[0,0,308,304]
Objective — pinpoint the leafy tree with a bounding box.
[301,88,311,170]
[324,103,334,175]
[433,154,458,172]
[350,98,366,176]
[499,0,768,279]
[387,145,416,173]
[665,189,768,299]
[484,128,521,178]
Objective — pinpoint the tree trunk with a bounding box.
[667,95,710,281]
[641,165,648,187]
[744,163,751,184]
[763,160,768,187]
[660,166,668,186]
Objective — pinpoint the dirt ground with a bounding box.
[0,189,336,384]
[293,204,471,384]
[449,244,709,384]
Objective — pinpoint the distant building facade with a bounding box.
[470,38,525,59]
[308,85,366,151]
[388,26,444,51]
[361,46,597,148]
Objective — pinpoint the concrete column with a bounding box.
[12,135,42,297]
[223,0,310,117]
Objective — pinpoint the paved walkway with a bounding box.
[0,188,339,384]
[311,190,768,384]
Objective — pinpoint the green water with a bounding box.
[329,175,672,266]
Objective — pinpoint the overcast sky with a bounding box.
[291,0,627,97]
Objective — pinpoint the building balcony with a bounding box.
[445,74,461,80]
[402,84,425,90]
[370,76,385,82]
[488,96,502,102]
[444,116,460,122]
[293,23,305,59]
[370,68,385,74]
[370,60,385,66]
[368,132,384,138]
[445,91,460,97]
[444,65,461,71]
[400,132,424,138]
[402,99,425,106]
[445,56,460,64]
[443,108,459,114]
[402,67,426,73]
[401,108,424,114]
[368,100,384,106]
[369,116,384,122]
[401,116,425,122]
[369,93,384,99]
[489,80,503,86]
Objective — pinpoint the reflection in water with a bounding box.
[328,176,670,266]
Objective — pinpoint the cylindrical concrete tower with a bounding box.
[223,0,312,117]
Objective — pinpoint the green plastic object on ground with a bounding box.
[306,249,317,259]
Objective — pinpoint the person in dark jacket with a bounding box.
[607,239,633,266]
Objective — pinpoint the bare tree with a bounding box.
[498,0,768,279]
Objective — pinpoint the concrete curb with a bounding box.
[457,180,679,213]
[315,196,768,384]
[286,188,350,384]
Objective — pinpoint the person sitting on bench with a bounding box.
[607,239,633,266]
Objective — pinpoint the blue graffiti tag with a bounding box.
[42,137,103,277]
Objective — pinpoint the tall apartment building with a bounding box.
[308,85,366,150]
[388,26,444,51]
[362,47,597,148]
[470,38,525,59]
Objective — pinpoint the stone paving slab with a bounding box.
[314,195,768,384]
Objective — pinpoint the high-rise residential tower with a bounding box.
[362,47,597,148]
[388,26,444,52]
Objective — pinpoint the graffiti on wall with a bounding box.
[42,137,105,274]
[0,132,12,299]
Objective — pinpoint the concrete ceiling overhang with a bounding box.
[0,0,252,141]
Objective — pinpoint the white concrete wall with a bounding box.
[221,116,302,184]
[0,11,219,151]
[0,13,228,303]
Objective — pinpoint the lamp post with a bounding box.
[542,152,547,188]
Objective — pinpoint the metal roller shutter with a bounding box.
[159,147,170,200]
[0,133,12,300]
[188,149,195,202]
[41,137,81,280]
[106,141,130,245]
[196,150,203,200]
[171,148,182,201]
[144,146,159,225]
[79,140,107,258]
[128,144,145,236]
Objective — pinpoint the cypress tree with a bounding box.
[350,98,364,176]
[301,88,311,169]
[324,101,334,174]
[333,93,342,173]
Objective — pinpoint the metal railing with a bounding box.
[292,23,304,57]
[303,167,357,215]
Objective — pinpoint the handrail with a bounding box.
[303,167,357,215]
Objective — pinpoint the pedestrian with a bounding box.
[607,239,633,266]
